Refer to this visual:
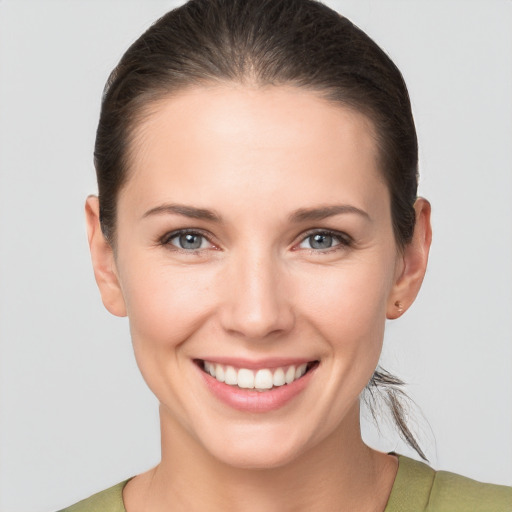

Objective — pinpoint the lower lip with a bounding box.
[197,364,316,413]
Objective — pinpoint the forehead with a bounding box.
[121,84,387,217]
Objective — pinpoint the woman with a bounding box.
[59,0,511,510]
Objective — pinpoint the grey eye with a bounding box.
[308,233,337,249]
[170,232,207,250]
[298,231,346,251]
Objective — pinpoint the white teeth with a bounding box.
[237,368,255,389]
[225,366,237,385]
[254,369,273,390]
[272,368,286,387]
[203,361,313,390]
[215,364,225,383]
[295,363,307,379]
[285,366,296,384]
[204,361,216,377]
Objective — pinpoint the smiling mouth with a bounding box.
[196,360,319,392]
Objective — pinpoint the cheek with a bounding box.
[292,258,393,356]
[117,257,221,414]
[119,256,217,354]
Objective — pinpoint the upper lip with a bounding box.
[194,357,317,370]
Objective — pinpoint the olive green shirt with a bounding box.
[58,455,512,511]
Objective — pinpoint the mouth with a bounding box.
[195,359,319,392]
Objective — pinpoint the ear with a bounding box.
[85,196,127,317]
[387,198,432,319]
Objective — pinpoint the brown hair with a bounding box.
[94,0,425,459]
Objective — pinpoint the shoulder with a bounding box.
[56,480,130,512]
[429,469,512,512]
[386,455,512,512]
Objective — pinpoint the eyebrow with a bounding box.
[141,203,369,223]
[142,203,222,222]
[289,205,370,223]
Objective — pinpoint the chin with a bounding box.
[210,441,306,470]
[196,421,317,470]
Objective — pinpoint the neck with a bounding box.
[124,403,397,512]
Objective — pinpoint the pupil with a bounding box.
[311,234,332,249]
[180,233,202,249]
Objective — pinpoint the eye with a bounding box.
[297,230,351,251]
[162,230,213,251]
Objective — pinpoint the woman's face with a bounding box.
[96,85,409,468]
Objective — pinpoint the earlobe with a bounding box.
[387,198,432,319]
[85,196,127,317]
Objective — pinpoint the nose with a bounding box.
[218,248,295,341]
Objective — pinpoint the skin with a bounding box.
[86,84,431,511]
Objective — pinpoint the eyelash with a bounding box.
[160,228,215,254]
[296,229,353,254]
[159,228,353,255]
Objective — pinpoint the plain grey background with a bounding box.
[0,1,511,511]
